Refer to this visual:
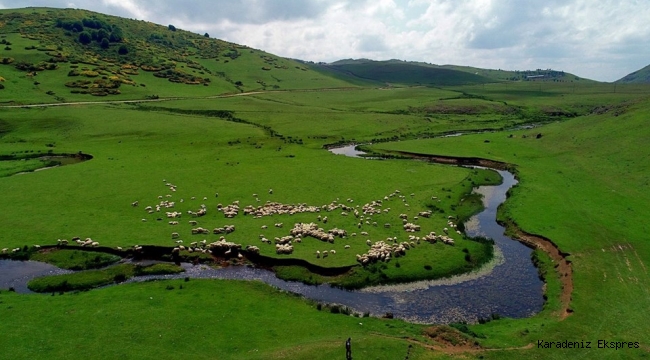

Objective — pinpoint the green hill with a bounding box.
[0,7,357,104]
[310,59,593,86]
[441,64,596,83]
[314,59,493,86]
[615,64,650,83]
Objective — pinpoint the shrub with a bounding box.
[78,31,92,45]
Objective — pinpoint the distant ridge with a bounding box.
[616,64,650,83]
[312,59,595,85]
[315,59,492,86]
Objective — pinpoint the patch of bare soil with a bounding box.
[509,226,573,319]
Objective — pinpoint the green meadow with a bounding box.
[1,82,648,358]
[0,7,649,359]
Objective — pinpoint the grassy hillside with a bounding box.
[0,7,357,105]
[1,6,650,360]
[314,59,594,86]
[316,59,493,86]
[616,63,650,83]
[442,65,596,83]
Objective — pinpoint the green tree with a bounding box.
[78,31,92,45]
[109,27,123,42]
[204,33,209,38]
[97,29,109,41]
[168,24,176,31]
[118,45,129,55]
[100,38,110,49]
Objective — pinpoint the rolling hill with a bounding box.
[309,58,594,87]
[0,7,357,104]
[313,58,493,86]
[615,63,650,83]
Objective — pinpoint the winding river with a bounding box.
[0,145,544,324]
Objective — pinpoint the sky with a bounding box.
[1,0,649,82]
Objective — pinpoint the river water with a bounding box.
[0,145,543,324]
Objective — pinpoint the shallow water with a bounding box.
[0,260,73,293]
[0,145,544,324]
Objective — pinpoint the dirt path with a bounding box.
[371,331,534,355]
[0,87,368,109]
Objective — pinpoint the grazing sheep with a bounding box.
[246,245,260,254]
[344,245,350,249]
[131,201,139,207]
[330,250,336,255]
[322,250,328,258]
[171,232,180,239]
[275,243,293,254]
[316,250,320,258]
[1,248,8,254]
[189,220,198,226]
[268,189,273,194]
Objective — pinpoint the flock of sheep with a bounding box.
[127,181,466,266]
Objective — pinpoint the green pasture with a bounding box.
[370,92,650,358]
[0,280,451,360]
[0,101,495,285]
[0,40,648,358]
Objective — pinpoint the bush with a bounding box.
[118,45,128,55]
[78,31,92,45]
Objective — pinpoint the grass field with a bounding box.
[370,85,650,358]
[1,7,650,358]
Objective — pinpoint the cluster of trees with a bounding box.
[56,17,124,51]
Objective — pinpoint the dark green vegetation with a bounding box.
[0,6,648,360]
[27,263,184,292]
[314,58,592,85]
[317,59,493,86]
[30,249,120,270]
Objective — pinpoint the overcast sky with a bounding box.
[2,0,649,82]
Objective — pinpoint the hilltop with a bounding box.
[308,58,594,86]
[313,58,493,86]
[616,63,650,83]
[0,7,355,104]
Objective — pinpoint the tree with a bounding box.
[168,24,176,31]
[109,27,123,42]
[78,31,92,45]
[97,29,109,42]
[204,33,209,38]
[118,45,129,55]
[100,38,110,49]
